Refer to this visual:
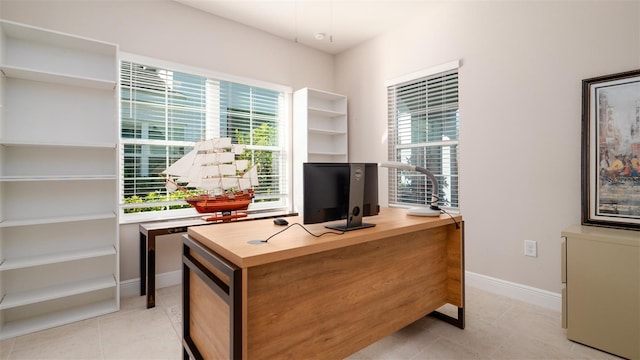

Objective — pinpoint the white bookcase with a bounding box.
[293,87,348,214]
[0,20,119,340]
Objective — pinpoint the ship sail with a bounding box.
[161,148,198,183]
[161,138,258,198]
[243,165,259,187]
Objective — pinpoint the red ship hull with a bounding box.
[185,190,254,214]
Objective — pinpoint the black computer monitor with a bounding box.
[303,162,379,231]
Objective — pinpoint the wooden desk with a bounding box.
[138,211,295,309]
[182,207,464,359]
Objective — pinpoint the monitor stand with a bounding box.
[325,218,376,232]
[325,163,376,232]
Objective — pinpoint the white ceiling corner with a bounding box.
[173,0,433,55]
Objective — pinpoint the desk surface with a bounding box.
[187,207,461,268]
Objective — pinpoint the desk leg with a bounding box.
[140,232,147,296]
[147,233,156,309]
[429,220,465,329]
[429,307,465,329]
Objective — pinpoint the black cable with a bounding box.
[440,208,460,229]
[425,193,458,230]
[261,222,346,243]
[423,196,459,230]
[429,193,441,209]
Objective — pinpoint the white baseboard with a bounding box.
[465,271,562,312]
[120,269,562,312]
[120,270,182,298]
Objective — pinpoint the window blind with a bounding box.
[120,61,288,217]
[387,67,459,209]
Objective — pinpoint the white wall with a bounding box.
[1,0,334,91]
[1,0,336,283]
[336,1,640,293]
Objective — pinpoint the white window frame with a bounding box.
[386,60,460,212]
[119,53,292,223]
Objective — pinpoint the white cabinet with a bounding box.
[0,20,119,339]
[293,88,348,213]
[561,225,639,360]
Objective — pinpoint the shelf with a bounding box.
[0,76,117,144]
[1,145,116,179]
[0,20,117,56]
[0,299,118,340]
[2,180,117,221]
[308,154,348,163]
[305,88,346,101]
[308,107,345,118]
[309,151,348,156]
[0,175,116,182]
[0,275,116,310]
[308,128,347,136]
[1,65,116,90]
[0,139,117,149]
[0,246,116,271]
[0,213,116,228]
[0,20,117,85]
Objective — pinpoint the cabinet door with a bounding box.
[566,237,640,359]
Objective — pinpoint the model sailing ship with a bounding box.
[162,138,259,222]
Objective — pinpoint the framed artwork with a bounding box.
[582,69,640,230]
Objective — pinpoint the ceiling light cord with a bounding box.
[330,0,334,43]
[294,0,298,43]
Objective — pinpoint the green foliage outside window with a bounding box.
[236,123,276,203]
[123,189,202,213]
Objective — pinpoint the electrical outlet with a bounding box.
[524,240,537,257]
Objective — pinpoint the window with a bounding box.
[120,57,289,220]
[387,61,459,210]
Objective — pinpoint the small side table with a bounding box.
[139,211,295,308]
[140,218,207,308]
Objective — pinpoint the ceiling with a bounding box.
[173,0,433,55]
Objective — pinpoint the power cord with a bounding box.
[426,193,460,230]
[261,222,347,243]
[439,208,460,229]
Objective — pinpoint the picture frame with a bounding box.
[582,69,640,230]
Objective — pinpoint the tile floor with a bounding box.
[0,285,622,360]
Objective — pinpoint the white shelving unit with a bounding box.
[0,20,119,340]
[293,87,348,214]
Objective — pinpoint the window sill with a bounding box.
[119,207,295,225]
[387,204,460,214]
